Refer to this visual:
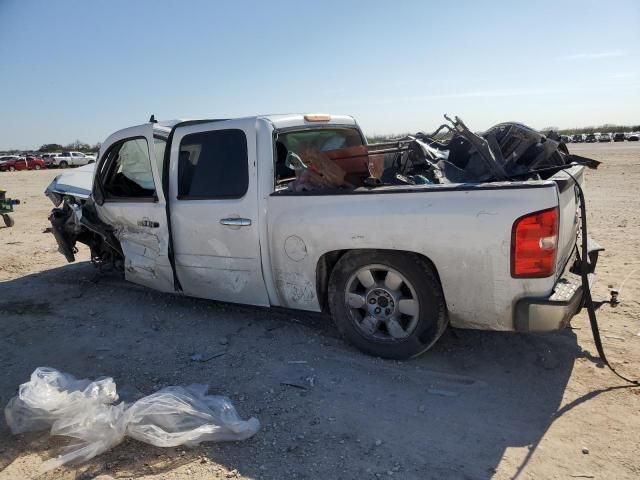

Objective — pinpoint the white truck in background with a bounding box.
[45,113,602,359]
[50,151,96,168]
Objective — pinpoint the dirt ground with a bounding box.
[1,142,639,480]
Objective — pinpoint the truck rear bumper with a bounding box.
[513,237,603,332]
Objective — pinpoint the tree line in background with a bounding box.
[0,140,101,155]
[366,123,640,144]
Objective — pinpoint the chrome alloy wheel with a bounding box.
[344,264,420,341]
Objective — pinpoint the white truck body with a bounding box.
[46,114,600,358]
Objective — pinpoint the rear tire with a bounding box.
[9,166,15,172]
[328,250,447,359]
[34,165,41,170]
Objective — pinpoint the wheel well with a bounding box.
[315,249,444,313]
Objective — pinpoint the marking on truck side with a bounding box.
[284,235,307,262]
[274,269,315,304]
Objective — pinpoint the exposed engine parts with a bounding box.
[49,200,124,271]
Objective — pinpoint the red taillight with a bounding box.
[511,207,558,278]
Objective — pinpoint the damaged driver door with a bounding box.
[93,124,174,292]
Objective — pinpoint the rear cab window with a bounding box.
[273,127,365,189]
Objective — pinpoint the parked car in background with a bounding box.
[628,132,640,142]
[598,133,611,142]
[40,153,60,168]
[571,134,584,143]
[50,151,96,168]
[612,133,625,142]
[585,133,597,143]
[0,156,45,171]
[0,157,25,171]
[560,135,571,143]
[0,155,20,166]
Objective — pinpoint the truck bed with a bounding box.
[266,169,584,331]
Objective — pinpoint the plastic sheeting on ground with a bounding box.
[4,367,260,472]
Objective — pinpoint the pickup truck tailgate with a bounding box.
[552,165,584,278]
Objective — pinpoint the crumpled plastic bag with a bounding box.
[4,367,260,472]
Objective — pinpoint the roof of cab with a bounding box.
[258,114,357,129]
[153,114,357,133]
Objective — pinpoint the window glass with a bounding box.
[178,129,248,199]
[72,152,83,157]
[274,127,364,180]
[103,138,156,198]
[279,128,363,153]
[153,137,166,180]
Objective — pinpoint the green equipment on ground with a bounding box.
[0,189,20,227]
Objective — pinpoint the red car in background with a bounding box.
[0,156,45,172]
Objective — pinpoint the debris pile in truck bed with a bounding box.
[284,115,599,192]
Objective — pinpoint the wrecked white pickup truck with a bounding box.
[45,113,602,359]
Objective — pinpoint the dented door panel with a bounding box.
[97,203,175,292]
[94,124,174,292]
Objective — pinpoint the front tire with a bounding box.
[34,164,41,170]
[59,161,68,168]
[328,250,447,359]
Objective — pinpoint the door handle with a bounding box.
[220,218,252,227]
[137,219,160,228]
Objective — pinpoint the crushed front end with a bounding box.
[45,170,124,271]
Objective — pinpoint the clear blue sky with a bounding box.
[1,0,638,149]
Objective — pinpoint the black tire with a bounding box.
[328,250,447,359]
[34,164,41,170]
[59,161,68,168]
[9,166,15,172]
[2,214,14,228]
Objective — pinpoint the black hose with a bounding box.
[565,170,638,385]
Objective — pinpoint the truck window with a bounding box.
[178,129,248,199]
[101,138,156,198]
[153,137,166,180]
[274,127,364,182]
